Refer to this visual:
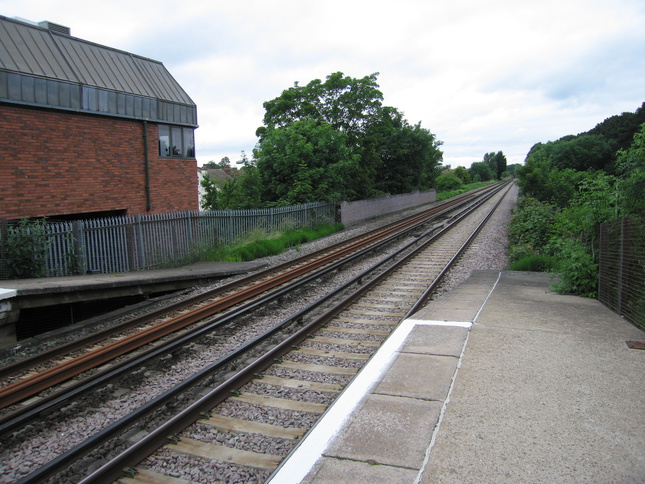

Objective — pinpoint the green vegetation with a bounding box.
[510,103,645,297]
[5,218,50,278]
[201,72,443,209]
[203,223,344,262]
[436,181,496,201]
[509,255,559,272]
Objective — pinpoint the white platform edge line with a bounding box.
[268,318,472,484]
[0,288,17,301]
[405,319,473,328]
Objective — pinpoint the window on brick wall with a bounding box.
[158,125,195,158]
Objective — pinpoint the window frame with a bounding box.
[157,124,195,159]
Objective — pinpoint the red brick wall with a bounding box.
[0,104,198,219]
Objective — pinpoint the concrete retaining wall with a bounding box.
[339,189,437,226]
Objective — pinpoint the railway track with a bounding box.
[0,185,489,401]
[0,182,512,483]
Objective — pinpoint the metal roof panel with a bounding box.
[0,16,195,107]
[0,18,77,81]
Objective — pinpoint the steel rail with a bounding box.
[0,184,507,434]
[0,187,499,410]
[64,183,512,484]
[0,186,491,382]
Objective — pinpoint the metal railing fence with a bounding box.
[0,201,336,279]
[598,217,645,330]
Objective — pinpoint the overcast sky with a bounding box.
[3,0,644,168]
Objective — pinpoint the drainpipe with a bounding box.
[143,121,151,211]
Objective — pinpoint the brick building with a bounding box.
[0,16,198,220]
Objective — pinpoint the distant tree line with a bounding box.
[511,102,645,296]
[434,150,517,192]
[201,72,444,210]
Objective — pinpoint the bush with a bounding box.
[510,255,559,272]
[435,173,464,191]
[5,218,50,278]
[205,223,344,262]
[548,238,598,297]
[508,197,556,261]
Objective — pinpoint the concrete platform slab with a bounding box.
[421,272,645,484]
[401,324,468,356]
[324,393,443,469]
[373,353,457,401]
[269,271,645,484]
[303,456,418,483]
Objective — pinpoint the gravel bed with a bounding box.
[0,184,517,482]
[214,400,320,429]
[431,183,517,300]
[140,448,271,484]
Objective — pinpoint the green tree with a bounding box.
[551,134,614,172]
[202,157,231,169]
[453,166,471,184]
[435,172,463,191]
[200,172,219,210]
[374,110,443,193]
[469,161,494,182]
[483,151,507,179]
[615,122,645,216]
[255,119,361,204]
[254,72,443,203]
[259,72,384,145]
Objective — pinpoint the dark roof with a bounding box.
[198,168,236,183]
[0,16,197,126]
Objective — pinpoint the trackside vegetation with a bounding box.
[510,103,645,297]
[202,223,345,262]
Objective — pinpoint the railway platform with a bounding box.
[270,270,645,483]
[0,261,266,347]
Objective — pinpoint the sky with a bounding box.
[2,0,644,168]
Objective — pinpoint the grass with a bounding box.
[436,181,497,201]
[204,222,345,262]
[509,255,559,272]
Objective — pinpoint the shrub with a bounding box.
[204,223,344,262]
[5,218,50,279]
[510,255,559,272]
[548,238,598,297]
[435,173,464,192]
[508,197,556,257]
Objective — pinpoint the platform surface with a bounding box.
[0,261,267,295]
[269,270,645,484]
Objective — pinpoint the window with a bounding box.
[158,124,195,158]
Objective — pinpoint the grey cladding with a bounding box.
[0,16,197,126]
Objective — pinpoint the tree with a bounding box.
[469,161,494,182]
[435,172,463,191]
[374,109,443,193]
[254,72,443,203]
[615,122,645,216]
[506,163,522,176]
[453,166,471,184]
[254,119,361,204]
[258,72,384,145]
[551,134,614,172]
[202,157,231,169]
[200,172,219,210]
[483,151,507,180]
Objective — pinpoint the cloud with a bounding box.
[3,0,644,168]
